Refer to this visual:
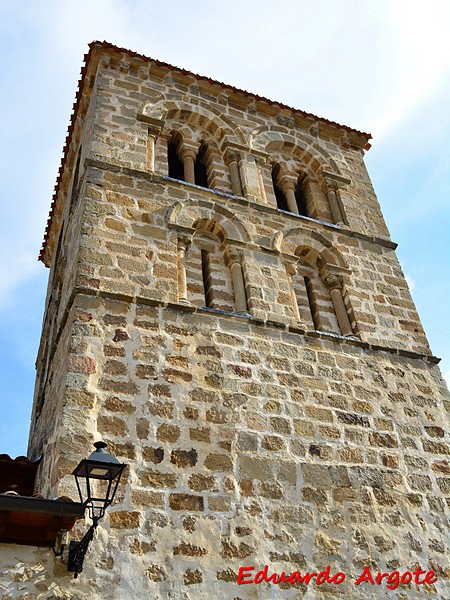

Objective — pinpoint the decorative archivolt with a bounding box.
[166,199,251,244]
[169,200,250,314]
[272,225,348,271]
[277,225,356,337]
[139,99,245,147]
[250,126,342,179]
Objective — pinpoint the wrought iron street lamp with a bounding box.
[68,441,127,578]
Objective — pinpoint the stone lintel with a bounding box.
[221,141,248,157]
[319,265,351,282]
[167,224,196,237]
[136,114,165,133]
[322,170,351,187]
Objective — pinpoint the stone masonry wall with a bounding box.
[14,296,450,599]
[85,50,390,239]
[68,169,429,354]
[4,44,448,599]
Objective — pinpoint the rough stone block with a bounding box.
[110,510,140,529]
[169,493,204,511]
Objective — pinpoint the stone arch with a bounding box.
[142,100,245,193]
[166,129,222,189]
[186,227,236,311]
[192,217,229,245]
[253,127,346,222]
[273,226,348,268]
[167,199,251,244]
[173,211,248,313]
[250,126,342,177]
[170,201,250,313]
[276,226,355,336]
[140,99,245,147]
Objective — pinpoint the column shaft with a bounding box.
[327,190,344,225]
[177,240,190,304]
[147,133,156,172]
[183,155,196,184]
[230,261,247,313]
[329,287,353,336]
[285,187,299,215]
[286,264,301,321]
[229,160,243,196]
[257,167,267,205]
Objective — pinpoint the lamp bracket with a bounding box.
[67,520,98,578]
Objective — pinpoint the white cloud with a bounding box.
[371,1,450,139]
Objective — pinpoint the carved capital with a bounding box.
[284,262,297,277]
[224,148,240,165]
[178,141,200,162]
[148,127,161,139]
[137,115,165,136]
[322,170,351,187]
[225,246,242,266]
[177,235,192,252]
[254,154,271,168]
[221,141,248,155]
[324,178,339,193]
[277,173,298,193]
[325,273,343,290]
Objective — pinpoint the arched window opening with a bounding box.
[168,137,184,181]
[291,260,341,335]
[194,142,209,188]
[295,176,308,217]
[186,232,235,312]
[272,164,288,211]
[201,249,213,308]
[304,276,321,330]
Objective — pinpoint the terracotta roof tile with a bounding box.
[0,454,42,496]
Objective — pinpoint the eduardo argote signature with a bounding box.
[237,564,437,590]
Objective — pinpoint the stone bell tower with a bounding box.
[20,41,450,597]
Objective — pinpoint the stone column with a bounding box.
[178,142,200,185]
[225,247,248,314]
[225,151,243,197]
[177,236,191,304]
[325,274,353,336]
[327,190,343,225]
[324,177,347,225]
[147,130,157,173]
[285,262,301,322]
[136,115,163,173]
[238,155,261,202]
[278,174,299,215]
[255,157,268,205]
[325,179,344,225]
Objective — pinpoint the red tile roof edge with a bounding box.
[0,454,42,465]
[39,40,373,264]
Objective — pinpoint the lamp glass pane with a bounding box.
[89,467,110,477]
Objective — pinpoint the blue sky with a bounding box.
[1,0,449,457]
